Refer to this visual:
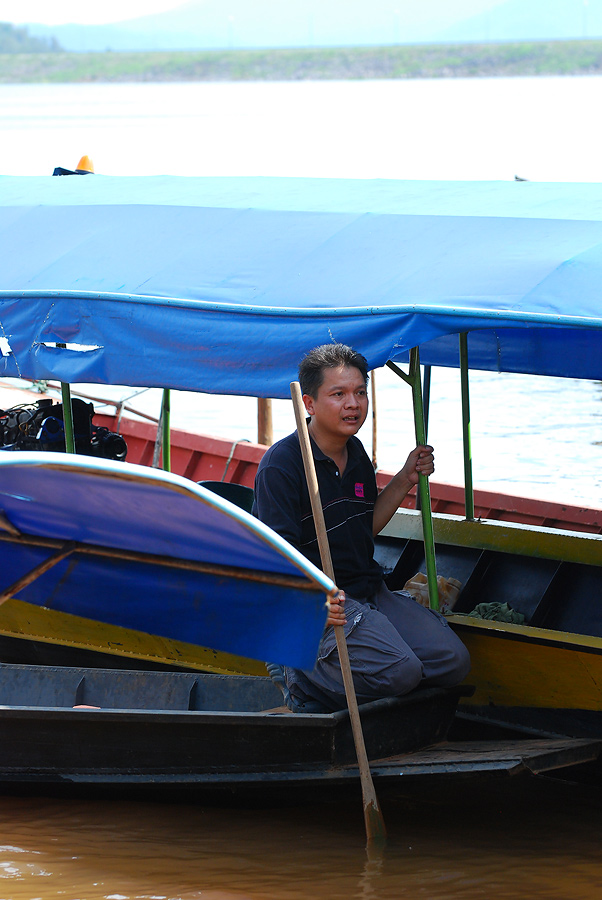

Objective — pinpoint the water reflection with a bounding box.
[1,776,601,900]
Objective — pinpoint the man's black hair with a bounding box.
[298,343,369,398]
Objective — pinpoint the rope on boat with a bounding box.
[222,439,251,482]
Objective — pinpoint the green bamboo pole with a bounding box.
[370,370,378,470]
[60,382,76,454]
[386,352,439,611]
[423,364,432,437]
[459,333,475,521]
[409,348,439,611]
[415,364,431,511]
[56,341,76,455]
[161,388,171,472]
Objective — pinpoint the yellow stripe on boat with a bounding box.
[381,509,602,566]
[0,597,266,676]
[448,616,602,711]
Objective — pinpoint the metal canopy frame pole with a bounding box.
[371,370,378,470]
[459,333,475,521]
[415,364,431,511]
[60,382,76,454]
[56,343,76,455]
[423,365,432,437]
[161,388,171,472]
[386,350,439,611]
[152,406,164,468]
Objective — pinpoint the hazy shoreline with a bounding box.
[2,39,602,83]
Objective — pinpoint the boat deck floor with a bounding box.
[1,737,595,790]
[368,737,601,780]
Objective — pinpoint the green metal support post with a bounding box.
[387,348,439,611]
[56,341,76,455]
[60,383,75,454]
[459,333,475,521]
[415,364,431,511]
[161,388,171,472]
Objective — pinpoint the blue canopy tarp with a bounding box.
[0,453,333,668]
[1,175,602,396]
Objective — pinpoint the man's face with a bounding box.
[303,365,368,440]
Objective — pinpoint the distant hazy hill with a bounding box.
[24,0,602,52]
[441,0,602,41]
[23,0,495,52]
[0,22,62,52]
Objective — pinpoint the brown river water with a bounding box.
[1,774,601,900]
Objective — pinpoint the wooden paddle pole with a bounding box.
[290,382,386,851]
[257,397,273,446]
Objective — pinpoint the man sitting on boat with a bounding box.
[254,343,470,713]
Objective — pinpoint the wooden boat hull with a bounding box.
[377,508,602,738]
[0,661,597,794]
[0,662,464,789]
[448,618,602,737]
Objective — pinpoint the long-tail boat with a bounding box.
[0,174,601,743]
[0,659,597,793]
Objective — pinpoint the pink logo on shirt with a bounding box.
[355,483,364,498]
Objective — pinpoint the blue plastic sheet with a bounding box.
[0,453,333,668]
[1,175,602,396]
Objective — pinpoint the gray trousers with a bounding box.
[285,582,471,712]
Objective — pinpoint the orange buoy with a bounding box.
[75,155,94,174]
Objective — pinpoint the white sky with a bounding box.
[0,0,187,26]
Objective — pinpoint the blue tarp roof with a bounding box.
[1,175,602,396]
[0,453,333,667]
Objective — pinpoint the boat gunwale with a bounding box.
[446,615,602,652]
[0,683,459,721]
[380,507,602,567]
